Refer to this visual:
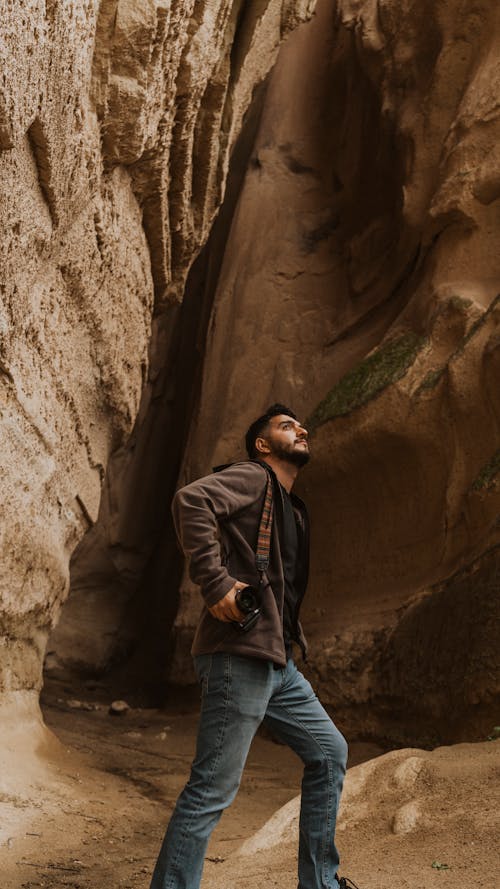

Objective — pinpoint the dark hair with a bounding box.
[245,403,298,459]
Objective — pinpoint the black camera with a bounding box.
[234,586,261,632]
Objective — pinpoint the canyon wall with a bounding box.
[170,0,500,743]
[1,0,499,746]
[0,0,316,731]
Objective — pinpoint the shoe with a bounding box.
[337,876,361,889]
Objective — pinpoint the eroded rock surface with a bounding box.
[1,0,499,748]
[1,1,315,724]
[170,0,500,741]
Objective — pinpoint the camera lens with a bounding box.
[235,587,257,613]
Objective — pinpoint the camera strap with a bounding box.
[212,460,274,582]
[255,471,273,578]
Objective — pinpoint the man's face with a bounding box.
[258,414,310,466]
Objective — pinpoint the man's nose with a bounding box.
[296,424,308,438]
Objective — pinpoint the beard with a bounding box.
[271,441,310,467]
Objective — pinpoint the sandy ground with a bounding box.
[1,677,498,889]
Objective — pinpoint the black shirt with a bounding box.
[279,483,300,654]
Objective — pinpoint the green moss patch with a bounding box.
[448,295,473,312]
[471,449,500,492]
[417,366,446,392]
[307,333,427,431]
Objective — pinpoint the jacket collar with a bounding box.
[211,459,307,513]
[252,459,308,514]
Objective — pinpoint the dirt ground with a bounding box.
[1,676,499,889]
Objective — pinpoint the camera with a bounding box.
[234,586,261,632]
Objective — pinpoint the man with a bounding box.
[150,404,351,889]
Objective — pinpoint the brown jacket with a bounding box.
[172,460,309,666]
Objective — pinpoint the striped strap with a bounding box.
[255,472,273,573]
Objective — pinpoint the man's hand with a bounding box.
[208,581,249,623]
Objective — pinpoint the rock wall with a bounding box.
[2,0,499,746]
[1,0,153,717]
[169,0,500,742]
[0,0,316,721]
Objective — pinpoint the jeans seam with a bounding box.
[165,654,231,888]
[204,653,212,695]
[278,703,337,889]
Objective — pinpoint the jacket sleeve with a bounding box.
[171,462,266,607]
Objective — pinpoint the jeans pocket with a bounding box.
[193,654,212,694]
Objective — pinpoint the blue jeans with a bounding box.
[150,655,347,889]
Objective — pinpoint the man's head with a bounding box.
[245,403,310,467]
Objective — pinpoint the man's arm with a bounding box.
[172,462,266,619]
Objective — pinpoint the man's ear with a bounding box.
[255,435,270,455]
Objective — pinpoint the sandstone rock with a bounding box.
[42,0,317,689]
[1,0,499,754]
[391,800,422,835]
[66,699,100,712]
[391,756,427,790]
[1,1,314,726]
[236,742,499,856]
[109,700,130,716]
[236,796,300,856]
[167,0,500,742]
